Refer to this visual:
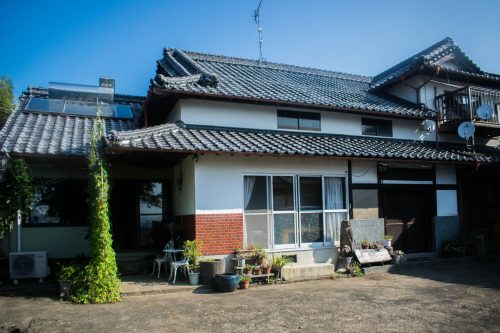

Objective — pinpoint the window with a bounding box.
[243,174,348,249]
[138,182,165,249]
[277,110,321,131]
[28,180,88,225]
[361,118,393,137]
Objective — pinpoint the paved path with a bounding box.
[1,259,499,333]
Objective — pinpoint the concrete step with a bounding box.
[281,263,335,281]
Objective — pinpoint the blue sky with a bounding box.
[1,0,500,97]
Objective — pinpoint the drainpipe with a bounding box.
[16,209,21,252]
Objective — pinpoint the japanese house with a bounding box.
[1,37,499,270]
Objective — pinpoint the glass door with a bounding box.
[298,176,324,247]
[272,176,297,249]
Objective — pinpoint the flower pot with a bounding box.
[237,258,246,267]
[341,256,353,268]
[239,280,250,289]
[215,273,241,292]
[59,280,71,298]
[200,259,225,285]
[253,268,262,275]
[384,239,392,247]
[361,244,369,249]
[188,272,200,286]
[262,266,272,274]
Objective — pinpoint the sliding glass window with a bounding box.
[243,174,348,249]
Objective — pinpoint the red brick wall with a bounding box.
[176,213,244,255]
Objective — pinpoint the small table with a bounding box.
[163,249,183,262]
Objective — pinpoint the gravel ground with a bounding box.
[0,259,499,333]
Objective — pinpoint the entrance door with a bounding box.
[382,189,433,253]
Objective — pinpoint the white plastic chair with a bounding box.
[151,240,175,278]
[169,257,189,284]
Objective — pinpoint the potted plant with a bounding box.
[360,240,371,249]
[384,235,393,247]
[57,263,80,298]
[243,264,253,275]
[270,254,292,280]
[239,275,251,289]
[188,264,200,286]
[392,250,405,265]
[183,239,203,286]
[261,262,272,274]
[252,265,262,275]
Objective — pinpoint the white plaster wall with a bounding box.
[194,154,348,212]
[436,166,457,185]
[436,190,458,216]
[180,99,276,130]
[166,101,182,123]
[351,160,378,184]
[173,157,196,216]
[178,99,435,141]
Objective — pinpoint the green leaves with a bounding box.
[0,77,14,127]
[0,158,33,239]
[69,106,121,304]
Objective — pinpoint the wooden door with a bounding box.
[382,189,432,253]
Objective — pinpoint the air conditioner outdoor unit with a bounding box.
[9,251,48,283]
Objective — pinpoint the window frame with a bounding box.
[361,117,393,137]
[26,179,89,227]
[243,173,349,250]
[277,110,321,131]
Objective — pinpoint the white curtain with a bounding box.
[244,176,256,210]
[324,177,344,210]
[325,212,347,243]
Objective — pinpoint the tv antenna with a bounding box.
[253,0,265,64]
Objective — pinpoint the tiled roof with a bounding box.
[0,89,142,156]
[151,49,427,118]
[107,122,500,164]
[371,37,500,89]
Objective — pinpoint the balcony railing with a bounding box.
[435,86,500,126]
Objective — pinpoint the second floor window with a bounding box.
[277,110,321,131]
[361,117,393,137]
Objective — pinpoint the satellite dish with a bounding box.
[476,104,494,120]
[457,121,475,139]
[420,119,435,132]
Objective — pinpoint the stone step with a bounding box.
[281,263,335,281]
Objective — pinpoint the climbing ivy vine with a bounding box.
[70,107,121,304]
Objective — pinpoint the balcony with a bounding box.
[435,86,500,136]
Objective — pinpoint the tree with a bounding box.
[70,106,120,303]
[0,77,14,127]
[0,158,33,241]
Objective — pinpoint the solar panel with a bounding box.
[25,97,133,119]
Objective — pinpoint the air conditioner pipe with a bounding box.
[16,209,21,252]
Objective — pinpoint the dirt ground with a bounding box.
[0,259,499,333]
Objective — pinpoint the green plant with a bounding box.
[189,264,200,273]
[0,158,34,240]
[183,239,203,267]
[360,240,371,247]
[384,235,393,240]
[271,254,292,269]
[240,275,251,282]
[0,76,14,126]
[348,262,364,277]
[57,263,80,281]
[69,106,120,304]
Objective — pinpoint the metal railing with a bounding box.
[435,86,500,125]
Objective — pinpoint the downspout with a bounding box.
[16,210,21,252]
